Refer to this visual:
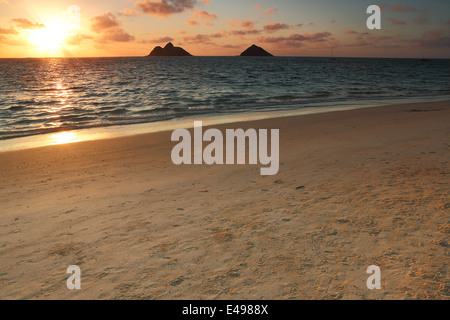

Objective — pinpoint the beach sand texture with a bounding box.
[0,100,449,300]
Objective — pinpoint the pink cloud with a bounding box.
[229,19,256,31]
[91,12,135,43]
[91,12,120,33]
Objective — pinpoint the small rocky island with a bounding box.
[148,42,192,57]
[240,44,274,57]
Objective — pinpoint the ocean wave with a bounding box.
[0,57,448,140]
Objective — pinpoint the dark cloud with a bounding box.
[135,0,196,17]
[141,36,174,44]
[258,32,332,44]
[263,23,290,34]
[224,29,262,36]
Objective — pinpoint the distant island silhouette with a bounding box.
[148,43,192,57]
[240,45,274,57]
[146,43,274,57]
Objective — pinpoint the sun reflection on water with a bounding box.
[42,80,75,130]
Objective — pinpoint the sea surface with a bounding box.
[0,57,448,140]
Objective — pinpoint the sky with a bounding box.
[0,0,449,58]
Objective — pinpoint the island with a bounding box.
[148,42,192,57]
[240,44,274,57]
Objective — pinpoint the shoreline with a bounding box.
[1,95,448,152]
[0,100,448,300]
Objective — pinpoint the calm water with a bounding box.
[0,57,448,140]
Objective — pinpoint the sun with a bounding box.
[28,17,70,51]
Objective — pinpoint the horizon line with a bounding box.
[1,55,448,60]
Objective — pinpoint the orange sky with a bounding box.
[0,0,449,58]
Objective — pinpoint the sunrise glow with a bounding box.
[0,1,448,58]
[27,18,70,51]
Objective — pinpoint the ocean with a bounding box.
[0,57,448,140]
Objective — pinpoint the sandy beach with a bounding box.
[0,100,448,300]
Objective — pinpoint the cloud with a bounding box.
[141,36,174,44]
[0,27,18,34]
[413,29,450,48]
[229,19,255,30]
[264,8,278,18]
[64,34,94,45]
[390,4,424,13]
[134,0,196,17]
[180,30,271,47]
[118,8,141,17]
[220,44,240,49]
[253,5,278,18]
[224,29,262,37]
[414,16,428,25]
[186,20,200,26]
[186,9,217,26]
[191,10,217,20]
[387,17,406,25]
[99,29,135,43]
[91,12,135,43]
[345,30,358,35]
[182,32,223,45]
[0,26,18,44]
[12,18,45,29]
[263,23,290,34]
[91,12,120,33]
[258,32,332,47]
[343,33,407,49]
